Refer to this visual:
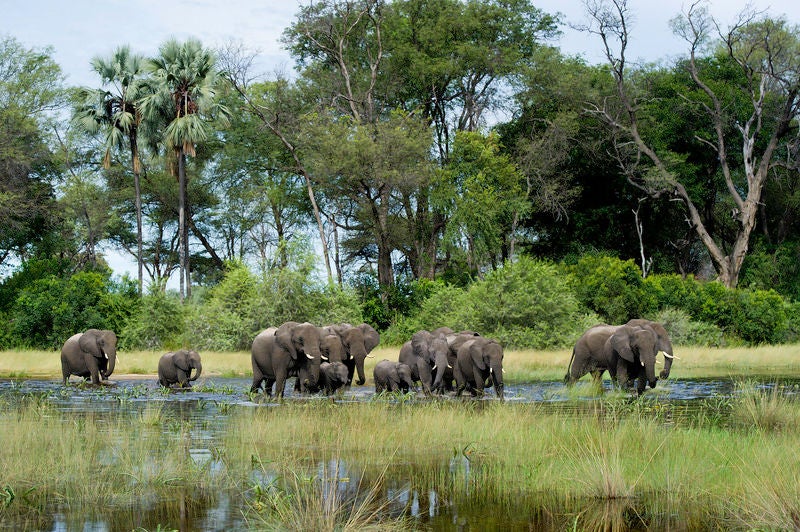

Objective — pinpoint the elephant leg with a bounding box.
[274,367,288,399]
[472,367,486,397]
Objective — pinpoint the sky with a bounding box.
[3,0,800,282]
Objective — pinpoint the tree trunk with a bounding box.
[178,149,187,302]
[130,138,143,295]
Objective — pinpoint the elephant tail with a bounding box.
[564,348,577,384]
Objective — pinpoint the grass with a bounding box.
[4,343,800,382]
[2,387,800,529]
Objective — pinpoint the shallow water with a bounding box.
[1,376,797,531]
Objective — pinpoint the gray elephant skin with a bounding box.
[454,336,505,400]
[318,361,349,395]
[439,330,481,393]
[373,359,416,393]
[322,323,380,386]
[398,329,451,395]
[158,349,202,388]
[250,322,324,397]
[60,329,118,385]
[565,320,673,394]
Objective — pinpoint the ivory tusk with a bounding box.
[321,355,329,361]
[660,350,678,360]
[640,360,645,367]
[656,359,662,365]
[306,354,314,360]
[432,365,437,371]
[367,354,375,358]
[448,364,452,369]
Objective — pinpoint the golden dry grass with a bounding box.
[2,343,799,381]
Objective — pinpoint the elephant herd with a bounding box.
[60,328,203,388]
[59,318,676,399]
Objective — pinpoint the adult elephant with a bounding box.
[251,322,324,397]
[60,329,118,385]
[565,323,660,394]
[398,329,450,395]
[454,336,505,400]
[325,323,380,386]
[564,324,619,386]
[607,323,660,394]
[158,349,202,388]
[440,330,481,393]
[318,361,349,395]
[373,360,416,394]
[627,319,676,379]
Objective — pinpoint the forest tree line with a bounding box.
[3,0,800,350]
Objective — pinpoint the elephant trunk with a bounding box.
[645,356,658,389]
[104,351,116,380]
[489,359,504,400]
[659,347,675,380]
[190,361,202,381]
[353,356,367,385]
[431,350,449,393]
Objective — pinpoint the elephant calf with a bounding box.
[318,361,349,395]
[158,350,202,388]
[373,359,416,394]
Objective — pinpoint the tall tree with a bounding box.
[72,45,149,294]
[0,36,64,270]
[141,39,228,301]
[583,0,800,288]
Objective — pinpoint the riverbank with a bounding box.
[3,343,799,381]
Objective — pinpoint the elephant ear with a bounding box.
[610,329,636,363]
[276,330,297,360]
[78,329,103,358]
[470,340,487,371]
[358,323,380,352]
[411,331,432,359]
[173,350,191,372]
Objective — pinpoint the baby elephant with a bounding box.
[373,360,416,393]
[318,361,349,395]
[158,349,202,388]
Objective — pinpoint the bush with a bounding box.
[120,288,185,350]
[568,254,652,323]
[383,257,599,349]
[732,289,787,345]
[651,308,726,347]
[9,271,131,349]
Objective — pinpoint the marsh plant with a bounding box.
[730,380,799,431]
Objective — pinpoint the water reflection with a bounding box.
[1,376,798,531]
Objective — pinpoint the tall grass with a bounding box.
[4,359,800,528]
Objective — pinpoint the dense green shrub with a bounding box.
[120,288,185,350]
[732,289,787,344]
[568,254,652,323]
[651,308,726,347]
[9,271,132,349]
[383,257,600,349]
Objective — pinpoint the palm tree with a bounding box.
[73,45,149,294]
[141,38,228,301]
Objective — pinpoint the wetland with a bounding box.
[2,346,800,531]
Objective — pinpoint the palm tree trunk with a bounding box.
[130,139,143,295]
[178,149,186,302]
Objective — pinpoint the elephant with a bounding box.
[251,322,324,397]
[158,349,202,388]
[564,324,619,386]
[60,329,118,385]
[317,361,349,395]
[454,336,505,400]
[398,329,450,395]
[440,330,482,393]
[626,319,676,379]
[323,323,380,386]
[565,323,660,394]
[373,359,416,393]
